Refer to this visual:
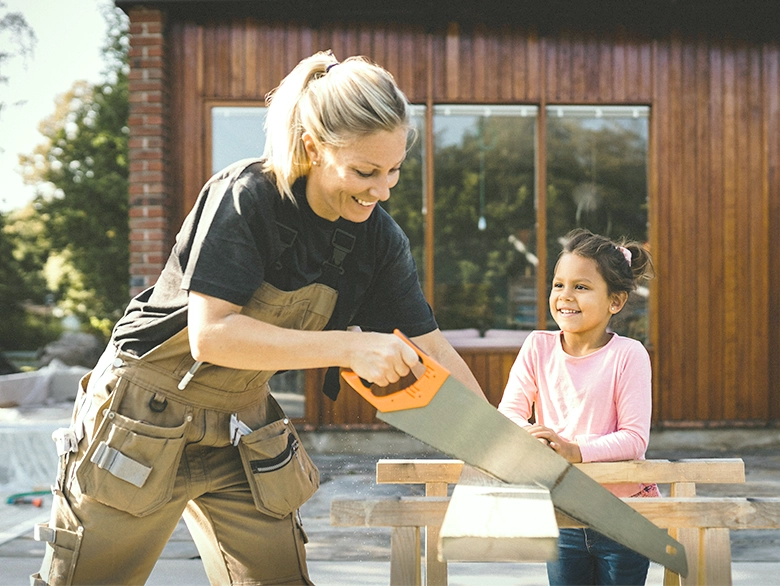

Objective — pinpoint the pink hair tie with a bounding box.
[618,246,632,267]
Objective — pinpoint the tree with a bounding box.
[19,5,129,339]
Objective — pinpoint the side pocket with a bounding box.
[32,491,84,586]
[237,418,320,519]
[75,410,188,517]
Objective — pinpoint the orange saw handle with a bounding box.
[340,329,450,412]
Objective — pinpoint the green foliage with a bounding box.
[385,112,649,332]
[19,6,129,341]
[0,210,62,350]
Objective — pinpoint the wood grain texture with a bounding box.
[439,467,558,562]
[331,495,780,530]
[376,458,745,486]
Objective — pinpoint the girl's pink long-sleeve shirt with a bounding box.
[498,330,652,497]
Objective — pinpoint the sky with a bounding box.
[0,0,109,212]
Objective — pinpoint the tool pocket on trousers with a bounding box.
[31,491,83,586]
[75,410,188,517]
[237,418,320,519]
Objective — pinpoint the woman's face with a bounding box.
[303,127,407,223]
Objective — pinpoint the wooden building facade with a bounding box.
[116,0,780,428]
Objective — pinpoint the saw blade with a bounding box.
[376,375,688,577]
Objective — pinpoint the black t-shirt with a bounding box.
[112,159,437,356]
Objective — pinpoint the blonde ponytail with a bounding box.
[262,51,410,202]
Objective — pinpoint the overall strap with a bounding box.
[318,228,356,289]
[273,221,298,270]
[319,227,356,401]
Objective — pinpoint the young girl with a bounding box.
[498,228,657,586]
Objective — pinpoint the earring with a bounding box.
[312,161,318,166]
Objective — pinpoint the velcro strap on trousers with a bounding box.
[90,441,152,488]
[34,524,56,544]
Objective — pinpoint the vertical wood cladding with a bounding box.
[163,15,779,426]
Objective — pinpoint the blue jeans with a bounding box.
[547,528,650,585]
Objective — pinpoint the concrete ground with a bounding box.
[1,402,779,585]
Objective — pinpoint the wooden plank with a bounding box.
[473,24,486,102]
[230,20,244,97]
[707,39,725,422]
[734,40,750,422]
[612,25,627,100]
[558,498,780,530]
[330,496,449,527]
[668,32,685,422]
[694,34,712,422]
[425,482,449,586]
[767,42,780,421]
[377,459,464,485]
[445,22,459,100]
[556,28,572,100]
[701,528,732,586]
[332,496,780,531]
[438,466,558,562]
[376,458,745,486]
[391,526,421,586]
[747,43,768,422]
[667,482,699,586]
[651,37,671,421]
[680,36,698,421]
[721,37,738,422]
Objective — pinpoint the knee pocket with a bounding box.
[32,492,84,586]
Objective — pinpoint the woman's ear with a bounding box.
[301,132,321,166]
[609,291,629,314]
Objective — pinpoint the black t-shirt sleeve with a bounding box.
[181,169,278,306]
[352,216,437,337]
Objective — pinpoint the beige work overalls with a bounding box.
[32,281,337,586]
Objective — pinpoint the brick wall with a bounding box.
[126,6,170,297]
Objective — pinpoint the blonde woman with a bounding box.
[35,52,483,585]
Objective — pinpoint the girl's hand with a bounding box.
[527,424,582,463]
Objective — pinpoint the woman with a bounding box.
[34,51,483,585]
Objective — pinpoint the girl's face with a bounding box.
[303,127,407,223]
[549,252,625,340]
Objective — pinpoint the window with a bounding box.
[209,102,650,346]
[211,106,267,175]
[546,106,650,340]
[431,105,537,330]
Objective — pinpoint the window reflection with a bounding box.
[379,106,427,285]
[211,106,267,175]
[546,105,650,341]
[432,105,537,331]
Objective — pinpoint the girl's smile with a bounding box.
[550,252,626,355]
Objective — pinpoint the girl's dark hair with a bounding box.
[559,228,655,295]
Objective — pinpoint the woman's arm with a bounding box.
[409,329,486,399]
[188,291,419,387]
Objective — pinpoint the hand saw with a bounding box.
[342,329,688,577]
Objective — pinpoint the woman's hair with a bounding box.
[559,228,655,295]
[262,51,411,202]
